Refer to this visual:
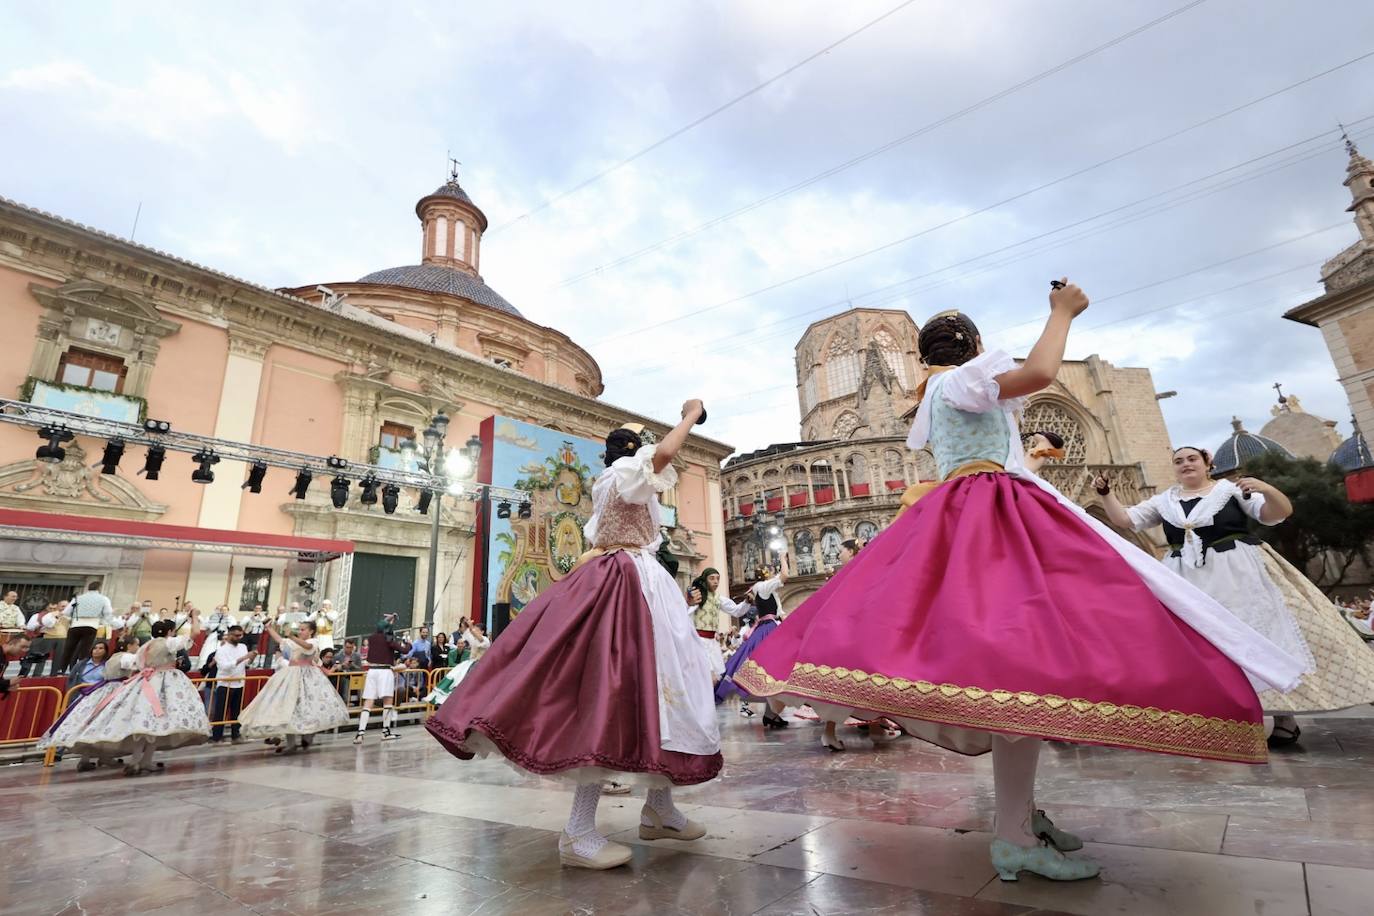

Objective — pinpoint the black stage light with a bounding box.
[381,484,399,515]
[330,476,350,508]
[99,438,126,474]
[416,489,433,515]
[191,449,220,484]
[496,500,512,520]
[35,426,74,463]
[242,461,268,493]
[142,445,166,480]
[359,475,379,505]
[143,418,171,433]
[290,468,312,499]
[517,501,532,520]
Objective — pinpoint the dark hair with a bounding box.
[86,581,101,591]
[918,312,982,367]
[1027,430,1064,449]
[119,635,139,651]
[151,620,174,639]
[227,625,244,634]
[841,538,861,554]
[299,620,317,636]
[344,638,356,647]
[1172,446,1213,467]
[604,428,643,467]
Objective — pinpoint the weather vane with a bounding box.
[1339,123,1358,157]
[447,151,461,182]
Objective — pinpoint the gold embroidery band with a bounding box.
[734,659,1266,764]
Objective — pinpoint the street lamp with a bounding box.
[419,411,481,633]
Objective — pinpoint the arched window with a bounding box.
[845,453,869,484]
[826,336,860,398]
[794,530,816,576]
[1021,401,1088,463]
[819,527,843,569]
[883,449,906,482]
[873,329,909,389]
[785,464,808,486]
[801,372,819,414]
[855,521,879,542]
[833,411,861,439]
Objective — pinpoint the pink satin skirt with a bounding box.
[735,472,1267,763]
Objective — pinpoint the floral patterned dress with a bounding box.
[238,637,351,738]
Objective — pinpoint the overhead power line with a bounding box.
[552,0,1212,288]
[489,0,925,233]
[599,119,1371,383]
[588,49,1374,348]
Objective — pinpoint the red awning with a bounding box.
[0,508,354,560]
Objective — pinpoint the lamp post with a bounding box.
[415,411,481,633]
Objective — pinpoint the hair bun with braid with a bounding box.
[918,312,981,367]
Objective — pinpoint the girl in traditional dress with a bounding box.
[685,568,752,683]
[1096,447,1374,747]
[427,401,720,871]
[424,621,491,706]
[40,635,139,772]
[238,619,350,754]
[714,554,791,727]
[733,284,1305,882]
[49,614,210,776]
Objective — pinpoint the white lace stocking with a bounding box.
[643,787,687,830]
[565,783,607,856]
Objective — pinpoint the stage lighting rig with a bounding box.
[416,489,433,515]
[330,476,350,509]
[518,501,532,520]
[191,449,220,484]
[98,438,125,474]
[359,474,380,505]
[290,468,312,499]
[242,461,268,493]
[35,425,73,463]
[141,446,166,480]
[381,484,399,515]
[496,500,512,520]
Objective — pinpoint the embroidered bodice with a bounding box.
[692,593,721,631]
[585,444,677,550]
[590,488,659,548]
[928,374,1014,478]
[907,350,1026,480]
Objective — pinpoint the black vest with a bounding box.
[1162,496,1260,558]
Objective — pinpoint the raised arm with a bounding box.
[993,280,1089,400]
[266,623,313,653]
[652,399,705,474]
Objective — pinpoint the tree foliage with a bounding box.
[1240,452,1374,588]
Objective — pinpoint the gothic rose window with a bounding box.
[833,412,861,440]
[1021,401,1088,463]
[826,336,860,398]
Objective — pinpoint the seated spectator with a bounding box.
[401,656,427,702]
[430,631,451,669]
[1,634,32,693]
[320,648,336,669]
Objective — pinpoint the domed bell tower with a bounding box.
[418,160,488,276]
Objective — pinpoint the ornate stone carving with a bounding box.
[0,442,168,520]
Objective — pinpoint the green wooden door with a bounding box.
[348,553,417,631]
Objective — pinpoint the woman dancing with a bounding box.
[715,553,792,727]
[39,635,139,772]
[427,401,719,870]
[686,568,752,683]
[238,619,350,754]
[1096,448,1374,747]
[46,612,210,776]
[734,283,1304,882]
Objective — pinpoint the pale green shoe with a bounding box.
[990,838,1100,882]
[1033,808,1083,851]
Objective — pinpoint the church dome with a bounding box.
[1211,416,1294,477]
[1329,423,1373,472]
[356,264,521,317]
[356,170,521,316]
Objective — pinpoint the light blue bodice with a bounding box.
[927,374,1012,479]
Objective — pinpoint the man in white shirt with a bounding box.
[61,581,115,673]
[0,590,26,630]
[209,625,250,744]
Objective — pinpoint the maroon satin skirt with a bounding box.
[427,551,722,785]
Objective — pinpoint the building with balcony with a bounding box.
[0,172,732,633]
[722,308,1177,611]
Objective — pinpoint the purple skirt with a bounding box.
[426,551,722,785]
[715,618,778,702]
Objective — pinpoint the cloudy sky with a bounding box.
[3,0,1371,460]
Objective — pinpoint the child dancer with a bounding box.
[428,401,719,870]
[239,620,350,753]
[51,613,210,776]
[734,282,1304,881]
[715,555,791,726]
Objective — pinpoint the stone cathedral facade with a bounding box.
[721,307,1177,610]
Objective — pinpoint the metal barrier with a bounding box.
[0,684,64,752]
[8,662,460,768]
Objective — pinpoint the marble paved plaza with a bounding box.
[4,707,1373,916]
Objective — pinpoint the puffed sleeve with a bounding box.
[1125,493,1166,531]
[939,350,1022,415]
[752,576,785,600]
[1237,492,1279,525]
[609,445,678,505]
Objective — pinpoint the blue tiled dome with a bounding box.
[356,264,521,317]
[1211,416,1294,477]
[1329,424,1373,472]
